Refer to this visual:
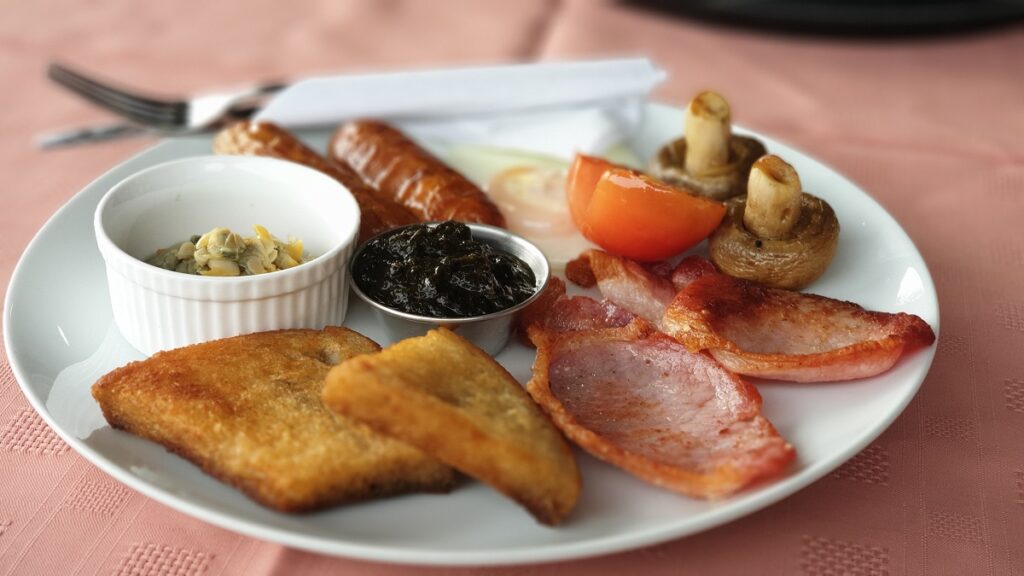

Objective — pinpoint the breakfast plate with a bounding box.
[3,103,938,566]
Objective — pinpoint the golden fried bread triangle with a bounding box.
[322,328,581,525]
[92,327,456,512]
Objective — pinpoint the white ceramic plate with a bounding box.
[3,103,938,566]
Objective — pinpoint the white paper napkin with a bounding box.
[255,58,665,159]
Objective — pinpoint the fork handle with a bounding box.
[36,122,148,149]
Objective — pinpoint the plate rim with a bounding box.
[2,102,939,566]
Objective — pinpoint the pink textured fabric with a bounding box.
[2,0,1023,574]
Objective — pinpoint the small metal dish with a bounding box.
[349,223,550,356]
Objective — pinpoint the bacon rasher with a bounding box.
[568,251,935,382]
[516,276,634,345]
[565,250,676,326]
[526,320,795,499]
[663,271,935,382]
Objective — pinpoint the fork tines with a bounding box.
[48,63,186,127]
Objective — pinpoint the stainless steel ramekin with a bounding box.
[349,223,550,355]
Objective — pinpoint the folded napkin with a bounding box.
[255,58,665,159]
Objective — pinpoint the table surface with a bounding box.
[2,1,1023,574]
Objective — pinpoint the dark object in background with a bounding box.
[623,0,1024,37]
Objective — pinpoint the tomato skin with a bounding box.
[583,168,726,262]
[566,155,617,234]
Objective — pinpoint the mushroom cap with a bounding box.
[649,135,766,201]
[708,192,839,290]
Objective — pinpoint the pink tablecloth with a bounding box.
[2,1,1023,574]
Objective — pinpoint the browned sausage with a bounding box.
[329,121,506,228]
[213,122,418,243]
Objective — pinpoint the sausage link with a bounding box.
[213,122,418,243]
[329,121,506,227]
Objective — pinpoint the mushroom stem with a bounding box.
[684,91,732,174]
[744,155,803,240]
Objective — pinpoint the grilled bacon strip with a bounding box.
[565,250,676,326]
[527,320,795,499]
[571,250,936,383]
[214,122,417,243]
[330,120,505,227]
[516,276,634,346]
[663,270,936,382]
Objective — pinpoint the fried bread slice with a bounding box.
[92,327,457,512]
[322,328,580,525]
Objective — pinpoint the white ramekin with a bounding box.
[94,155,360,355]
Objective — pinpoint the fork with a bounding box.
[42,63,285,147]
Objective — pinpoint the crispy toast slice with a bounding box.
[322,328,580,525]
[92,327,457,512]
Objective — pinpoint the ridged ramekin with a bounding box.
[94,155,360,355]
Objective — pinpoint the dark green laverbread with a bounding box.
[352,221,536,318]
